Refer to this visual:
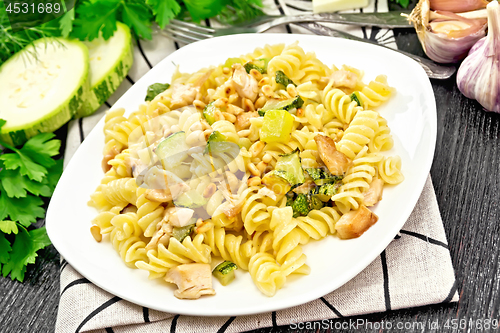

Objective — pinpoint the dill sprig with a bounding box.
[0,4,58,65]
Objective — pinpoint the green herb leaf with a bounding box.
[22,133,60,168]
[183,0,224,22]
[0,233,12,266]
[59,8,76,37]
[0,221,18,235]
[0,184,45,227]
[146,0,181,29]
[1,226,51,282]
[0,152,47,182]
[44,159,64,194]
[0,169,52,198]
[120,2,153,40]
[390,0,410,8]
[145,82,170,101]
[72,0,121,41]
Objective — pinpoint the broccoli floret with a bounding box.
[291,194,310,217]
[286,192,325,217]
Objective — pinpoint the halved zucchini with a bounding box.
[0,38,89,146]
[76,22,133,117]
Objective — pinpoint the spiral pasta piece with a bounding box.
[248,252,286,297]
[378,156,404,185]
[100,178,138,207]
[336,110,379,160]
[322,85,361,125]
[136,234,211,279]
[136,187,165,237]
[202,225,253,270]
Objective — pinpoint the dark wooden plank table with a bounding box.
[1,3,499,332]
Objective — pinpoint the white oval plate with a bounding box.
[46,34,436,316]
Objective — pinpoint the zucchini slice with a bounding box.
[350,91,363,107]
[305,168,342,186]
[275,70,296,87]
[155,131,190,169]
[203,101,220,125]
[174,190,208,209]
[262,149,305,194]
[274,149,305,186]
[243,58,269,74]
[213,261,238,286]
[0,38,89,146]
[76,22,133,117]
[258,95,304,116]
[172,223,195,242]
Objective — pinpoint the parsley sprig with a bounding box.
[66,0,264,41]
[0,120,63,282]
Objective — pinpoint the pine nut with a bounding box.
[223,112,236,123]
[247,163,260,176]
[254,96,267,109]
[262,153,272,164]
[256,161,267,174]
[193,99,206,109]
[90,225,102,242]
[203,183,217,198]
[249,141,265,157]
[247,176,262,187]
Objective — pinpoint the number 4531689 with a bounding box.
[5,2,61,14]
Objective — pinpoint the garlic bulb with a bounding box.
[409,0,488,63]
[457,1,500,113]
[430,0,490,12]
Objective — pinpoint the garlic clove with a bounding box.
[457,0,500,113]
[430,0,490,12]
[409,0,488,63]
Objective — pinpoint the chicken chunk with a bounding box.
[170,83,198,110]
[329,70,358,89]
[363,178,384,207]
[145,220,173,251]
[235,111,258,131]
[335,205,378,239]
[231,64,259,102]
[165,263,216,299]
[167,207,195,228]
[145,189,172,203]
[314,134,352,175]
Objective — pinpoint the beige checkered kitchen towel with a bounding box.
[56,1,458,332]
